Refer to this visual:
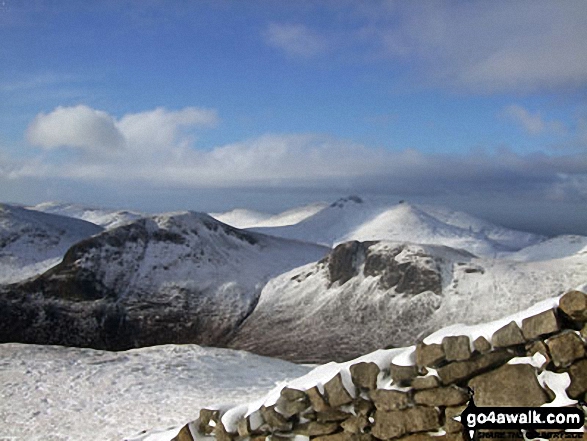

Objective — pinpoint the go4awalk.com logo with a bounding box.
[460,395,585,440]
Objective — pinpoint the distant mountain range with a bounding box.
[1,197,585,362]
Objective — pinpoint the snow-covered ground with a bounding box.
[0,204,103,284]
[0,343,311,441]
[251,197,544,256]
[210,202,327,229]
[29,202,144,230]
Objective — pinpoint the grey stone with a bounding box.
[473,336,492,353]
[411,375,441,390]
[369,389,411,411]
[306,386,330,412]
[293,421,340,436]
[437,350,513,385]
[558,290,587,322]
[442,336,471,361]
[350,362,380,390]
[525,340,550,367]
[214,420,234,441]
[390,363,419,385]
[581,324,587,339]
[413,386,470,407]
[416,343,445,369]
[468,364,548,407]
[491,321,526,348]
[547,331,586,368]
[522,309,560,340]
[372,407,440,440]
[198,408,220,434]
[341,415,369,433]
[260,406,292,431]
[324,373,354,408]
[237,417,253,437]
[566,359,587,399]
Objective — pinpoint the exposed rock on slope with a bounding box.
[0,204,103,284]
[227,240,587,363]
[0,212,328,350]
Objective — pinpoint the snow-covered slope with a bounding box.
[0,343,311,441]
[29,201,144,230]
[227,239,587,363]
[0,212,329,349]
[0,204,103,284]
[506,235,587,262]
[252,197,544,256]
[211,202,328,229]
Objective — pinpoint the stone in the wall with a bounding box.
[312,433,352,441]
[558,290,587,323]
[411,375,441,390]
[525,340,550,361]
[324,373,354,408]
[473,336,492,353]
[214,420,234,441]
[260,406,292,432]
[581,324,587,339]
[566,359,587,399]
[444,405,466,434]
[468,364,548,407]
[413,386,470,407]
[199,409,220,435]
[442,336,471,361]
[546,331,586,368]
[280,387,307,401]
[350,362,380,390]
[306,386,330,412]
[437,350,512,385]
[276,392,310,418]
[293,421,340,436]
[372,407,440,440]
[521,309,560,340]
[172,425,195,441]
[316,409,352,422]
[390,363,419,385]
[353,397,375,417]
[491,321,525,348]
[341,415,369,434]
[369,389,411,411]
[237,417,253,437]
[416,343,445,369]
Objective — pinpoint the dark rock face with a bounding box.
[328,241,367,285]
[0,213,328,351]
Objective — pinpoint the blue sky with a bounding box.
[1,1,587,234]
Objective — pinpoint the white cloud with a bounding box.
[265,23,329,58]
[26,105,125,153]
[26,105,219,156]
[502,105,566,136]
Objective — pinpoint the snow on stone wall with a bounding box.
[167,290,587,441]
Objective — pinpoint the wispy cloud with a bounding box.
[502,104,567,136]
[5,105,587,204]
[264,23,329,58]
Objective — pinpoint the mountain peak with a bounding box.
[329,195,364,208]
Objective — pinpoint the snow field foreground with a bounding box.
[0,344,311,441]
[162,287,587,441]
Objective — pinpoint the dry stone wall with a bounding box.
[173,290,587,441]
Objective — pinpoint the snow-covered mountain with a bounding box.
[0,212,328,349]
[0,343,311,441]
[29,201,144,230]
[211,202,328,229]
[0,203,103,284]
[251,197,545,256]
[227,239,587,363]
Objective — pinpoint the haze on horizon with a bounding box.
[1,1,587,236]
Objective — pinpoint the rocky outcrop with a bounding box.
[172,290,587,441]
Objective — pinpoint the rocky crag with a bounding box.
[170,290,587,441]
